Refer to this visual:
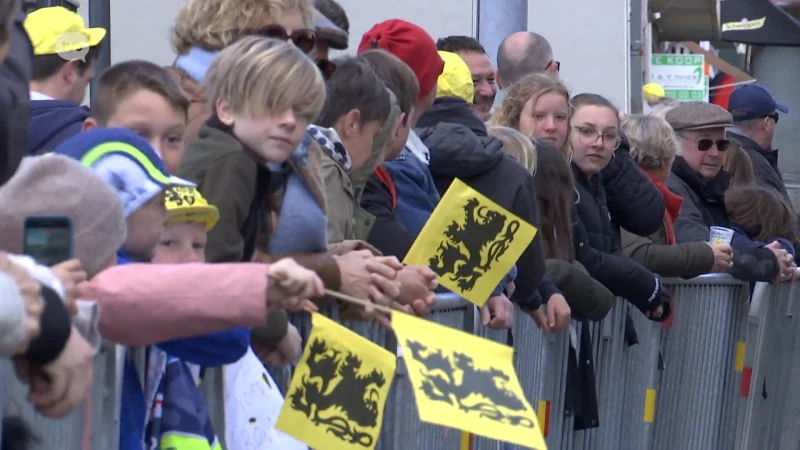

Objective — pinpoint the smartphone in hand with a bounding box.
[22,216,74,266]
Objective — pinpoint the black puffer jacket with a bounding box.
[416,97,546,310]
[572,164,670,319]
[601,138,666,239]
[0,12,32,185]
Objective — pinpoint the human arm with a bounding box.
[602,141,665,236]
[79,263,273,346]
[621,228,715,278]
[574,219,669,320]
[545,259,614,321]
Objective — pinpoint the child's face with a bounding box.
[91,89,187,173]
[341,119,384,172]
[152,221,207,264]
[124,191,168,261]
[217,99,308,164]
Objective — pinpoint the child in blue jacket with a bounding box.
[54,128,249,450]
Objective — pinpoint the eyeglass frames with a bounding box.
[251,24,317,54]
[678,135,730,152]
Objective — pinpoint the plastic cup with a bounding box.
[709,226,734,245]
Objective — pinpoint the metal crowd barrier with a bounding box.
[3,342,124,450]
[272,274,759,450]
[739,281,800,449]
[8,274,800,449]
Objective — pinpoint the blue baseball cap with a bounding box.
[52,128,193,218]
[728,83,789,122]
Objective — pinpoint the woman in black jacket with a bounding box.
[568,94,671,320]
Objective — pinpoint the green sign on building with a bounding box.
[650,54,709,102]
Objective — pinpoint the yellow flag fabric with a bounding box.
[404,178,537,306]
[275,313,395,450]
[393,312,546,450]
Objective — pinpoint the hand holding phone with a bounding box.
[51,260,86,316]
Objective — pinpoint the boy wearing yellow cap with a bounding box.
[23,6,106,155]
[153,185,301,363]
[153,186,219,264]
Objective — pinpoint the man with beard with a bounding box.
[436,35,497,121]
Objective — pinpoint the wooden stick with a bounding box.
[323,288,395,316]
[268,273,394,316]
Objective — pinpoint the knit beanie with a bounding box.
[436,51,474,103]
[358,19,444,101]
[0,155,127,277]
[52,128,193,218]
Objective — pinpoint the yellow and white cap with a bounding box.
[643,83,666,100]
[164,186,220,231]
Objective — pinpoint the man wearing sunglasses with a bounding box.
[727,83,792,207]
[665,101,793,283]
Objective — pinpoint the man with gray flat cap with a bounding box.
[665,101,794,283]
[727,83,792,206]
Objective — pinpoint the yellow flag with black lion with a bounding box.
[393,311,546,449]
[276,313,395,450]
[404,178,538,306]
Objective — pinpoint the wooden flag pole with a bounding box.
[268,273,395,316]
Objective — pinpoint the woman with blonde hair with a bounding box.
[168,0,317,142]
[621,114,732,277]
[490,72,571,158]
[487,125,537,173]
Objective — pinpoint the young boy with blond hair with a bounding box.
[179,36,406,322]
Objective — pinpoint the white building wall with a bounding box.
[79,0,632,110]
[527,0,632,111]
[96,0,477,66]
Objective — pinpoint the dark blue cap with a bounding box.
[728,83,788,122]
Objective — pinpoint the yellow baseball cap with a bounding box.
[436,51,474,104]
[164,186,220,232]
[643,83,666,100]
[23,7,106,56]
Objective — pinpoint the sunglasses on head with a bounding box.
[679,135,730,152]
[255,24,317,54]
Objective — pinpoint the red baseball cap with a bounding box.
[358,19,444,101]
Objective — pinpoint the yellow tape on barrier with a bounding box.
[735,341,746,372]
[644,389,657,423]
